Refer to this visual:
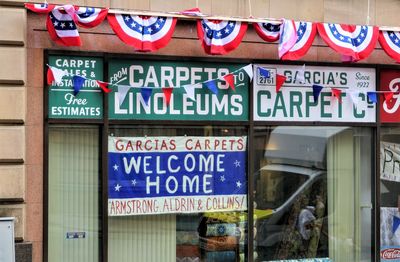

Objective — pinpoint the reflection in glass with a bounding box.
[254,126,372,262]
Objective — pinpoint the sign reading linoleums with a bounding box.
[48,56,103,119]
[108,60,249,120]
[254,64,376,122]
[108,136,247,216]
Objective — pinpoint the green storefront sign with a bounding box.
[108,60,249,121]
[48,56,103,119]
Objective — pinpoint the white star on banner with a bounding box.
[131,179,137,186]
[53,21,59,26]
[216,32,222,37]
[113,164,119,171]
[131,22,136,27]
[69,22,74,28]
[115,184,122,191]
[220,175,225,182]
[124,16,129,21]
[234,160,241,167]
[60,23,65,28]
[236,181,242,188]
[147,27,153,33]
[155,23,160,28]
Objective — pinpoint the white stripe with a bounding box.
[383,31,400,54]
[324,24,374,52]
[76,7,101,24]
[55,29,79,37]
[290,22,312,52]
[115,15,174,42]
[202,20,241,47]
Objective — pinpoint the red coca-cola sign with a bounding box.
[380,70,400,122]
[381,248,400,260]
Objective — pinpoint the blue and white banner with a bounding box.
[108,136,247,216]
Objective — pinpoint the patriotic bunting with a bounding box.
[223,74,235,91]
[107,14,177,52]
[317,23,379,61]
[141,87,153,105]
[258,67,270,78]
[205,80,219,94]
[73,7,108,28]
[350,91,360,106]
[367,91,378,103]
[278,19,297,58]
[47,66,67,85]
[72,75,86,95]
[25,3,55,13]
[96,80,112,93]
[384,92,394,103]
[25,5,400,62]
[47,8,82,46]
[253,21,281,42]
[183,84,197,101]
[242,64,253,80]
[276,74,287,92]
[331,88,342,103]
[295,64,306,84]
[393,216,400,234]
[162,87,174,106]
[379,31,400,63]
[179,8,205,17]
[197,19,247,55]
[282,22,317,60]
[312,84,324,102]
[117,85,131,106]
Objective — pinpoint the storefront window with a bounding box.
[380,127,400,261]
[48,126,101,262]
[107,126,248,262]
[253,126,373,261]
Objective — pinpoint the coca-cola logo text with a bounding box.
[381,248,400,259]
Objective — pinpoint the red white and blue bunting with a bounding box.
[197,19,247,55]
[253,21,281,42]
[379,31,400,63]
[25,4,400,62]
[25,3,55,13]
[281,21,317,61]
[317,23,379,61]
[47,7,82,46]
[73,7,108,28]
[107,14,177,52]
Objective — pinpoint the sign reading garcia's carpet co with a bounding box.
[48,56,103,119]
[254,64,376,122]
[108,136,247,216]
[108,60,249,120]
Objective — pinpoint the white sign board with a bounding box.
[253,64,376,122]
[381,141,400,183]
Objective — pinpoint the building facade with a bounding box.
[1,0,400,262]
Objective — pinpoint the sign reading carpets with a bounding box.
[381,142,400,183]
[381,208,400,261]
[254,64,376,122]
[108,60,249,120]
[108,136,247,215]
[48,56,103,119]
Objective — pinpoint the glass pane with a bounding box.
[108,126,248,262]
[48,126,100,262]
[253,126,372,262]
[380,127,400,261]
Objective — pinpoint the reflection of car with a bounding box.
[255,127,346,260]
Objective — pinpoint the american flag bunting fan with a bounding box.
[107,14,177,52]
